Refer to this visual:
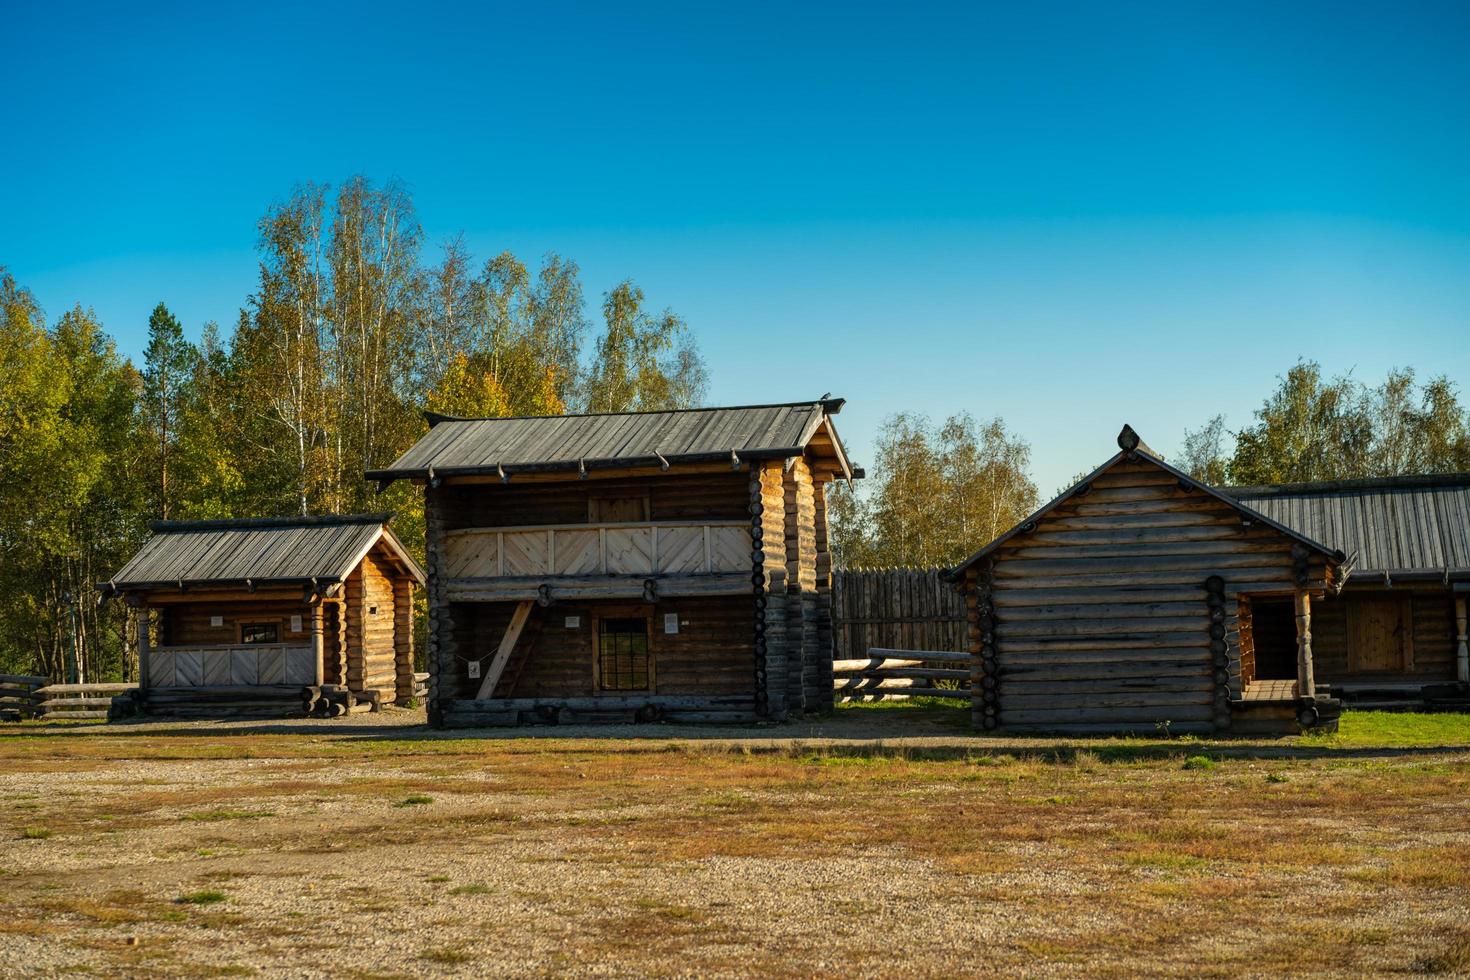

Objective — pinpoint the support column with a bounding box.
[394,578,415,703]
[310,601,325,687]
[425,485,458,727]
[752,462,789,720]
[1455,596,1468,684]
[136,605,152,690]
[1294,590,1315,698]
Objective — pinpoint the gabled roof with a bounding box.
[366,398,858,483]
[951,425,1348,576]
[101,514,425,593]
[1227,473,1470,580]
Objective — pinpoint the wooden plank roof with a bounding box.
[1227,474,1470,579]
[102,515,425,591]
[366,399,857,483]
[951,425,1347,577]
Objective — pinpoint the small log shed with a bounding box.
[99,515,424,718]
[1229,474,1470,706]
[366,399,858,728]
[950,426,1349,736]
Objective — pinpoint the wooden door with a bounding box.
[1347,598,1413,673]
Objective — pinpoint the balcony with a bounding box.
[441,520,754,602]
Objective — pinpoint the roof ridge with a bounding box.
[425,398,841,426]
[1226,472,1470,497]
[149,513,393,533]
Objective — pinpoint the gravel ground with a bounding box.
[2,708,1468,977]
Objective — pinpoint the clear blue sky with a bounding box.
[6,1,1469,493]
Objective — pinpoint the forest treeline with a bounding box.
[0,177,706,681]
[5,178,1470,682]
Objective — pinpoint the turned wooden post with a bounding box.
[1456,596,1468,684]
[310,601,325,687]
[136,605,152,690]
[1294,590,1315,698]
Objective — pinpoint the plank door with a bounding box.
[1347,598,1413,673]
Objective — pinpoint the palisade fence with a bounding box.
[831,567,968,701]
[832,567,966,661]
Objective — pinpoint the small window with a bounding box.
[598,617,651,692]
[240,622,279,644]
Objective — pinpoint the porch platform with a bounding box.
[1243,679,1299,701]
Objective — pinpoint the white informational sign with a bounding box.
[468,661,481,679]
[565,616,581,629]
[290,614,302,632]
[664,613,680,635]
[210,615,223,628]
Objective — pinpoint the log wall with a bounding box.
[979,458,1333,734]
[437,472,751,530]
[345,550,400,700]
[164,600,314,646]
[1309,586,1459,684]
[438,596,754,700]
[785,458,818,712]
[753,461,789,719]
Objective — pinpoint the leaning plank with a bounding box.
[476,600,534,699]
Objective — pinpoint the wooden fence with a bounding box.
[832,567,965,663]
[1,677,137,721]
[833,649,970,702]
[1,675,47,721]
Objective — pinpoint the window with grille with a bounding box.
[240,622,279,644]
[598,617,651,691]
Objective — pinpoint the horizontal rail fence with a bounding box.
[36,683,136,720]
[833,567,966,663]
[1,674,48,721]
[833,649,970,701]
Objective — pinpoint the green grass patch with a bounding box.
[1314,711,1470,748]
[419,947,474,965]
[448,884,491,896]
[1182,755,1216,771]
[175,890,227,905]
[19,827,52,840]
[396,794,433,807]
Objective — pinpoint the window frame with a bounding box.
[238,621,281,645]
[592,608,655,694]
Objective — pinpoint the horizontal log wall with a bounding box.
[1310,585,1459,684]
[437,472,752,530]
[345,550,400,700]
[986,459,1320,734]
[163,600,313,646]
[441,595,755,702]
[832,567,966,661]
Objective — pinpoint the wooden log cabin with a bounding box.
[98,515,424,718]
[1228,474,1470,706]
[365,399,857,728]
[949,426,1350,736]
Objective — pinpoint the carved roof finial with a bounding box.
[1117,424,1141,452]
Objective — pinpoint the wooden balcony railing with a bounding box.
[146,643,317,688]
[443,520,752,579]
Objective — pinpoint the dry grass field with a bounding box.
[2,703,1469,978]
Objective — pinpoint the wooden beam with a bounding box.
[1295,589,1315,698]
[137,609,152,691]
[476,601,533,699]
[1456,596,1468,684]
[442,462,749,485]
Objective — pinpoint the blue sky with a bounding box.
[5,1,1469,493]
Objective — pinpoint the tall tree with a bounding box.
[831,412,1038,567]
[1191,360,1470,485]
[140,302,195,519]
[584,281,706,412]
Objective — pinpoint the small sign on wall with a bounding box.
[468,661,481,679]
[664,614,680,635]
[290,614,302,632]
[565,616,581,629]
[210,615,224,628]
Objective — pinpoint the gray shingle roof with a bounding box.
[1226,474,1470,578]
[366,399,853,482]
[103,515,424,591]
